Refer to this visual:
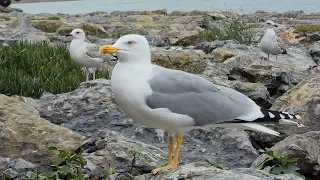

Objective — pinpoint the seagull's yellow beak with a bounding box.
[99,45,119,54]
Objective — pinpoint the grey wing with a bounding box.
[145,66,263,126]
[84,42,102,59]
[277,36,287,53]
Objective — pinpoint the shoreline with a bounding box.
[12,0,78,4]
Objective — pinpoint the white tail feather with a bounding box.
[240,123,280,136]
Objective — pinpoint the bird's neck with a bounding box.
[265,28,276,35]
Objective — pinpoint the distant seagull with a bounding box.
[260,20,286,62]
[66,29,115,84]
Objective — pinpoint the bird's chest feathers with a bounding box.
[111,63,152,107]
[70,40,86,59]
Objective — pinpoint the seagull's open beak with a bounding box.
[99,45,119,54]
[65,34,72,37]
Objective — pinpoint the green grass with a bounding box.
[0,41,110,98]
[198,14,257,45]
[0,15,11,21]
[47,16,60,20]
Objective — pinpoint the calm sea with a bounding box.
[11,0,320,15]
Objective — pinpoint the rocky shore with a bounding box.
[0,7,319,180]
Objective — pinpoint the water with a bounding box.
[11,0,320,15]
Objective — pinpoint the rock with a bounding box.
[309,32,320,42]
[0,94,84,171]
[145,35,171,47]
[194,40,236,54]
[36,80,259,170]
[272,10,305,18]
[57,23,109,38]
[252,131,320,179]
[280,27,310,44]
[172,34,200,46]
[307,41,320,64]
[212,49,236,63]
[150,47,207,74]
[80,130,166,174]
[230,81,272,108]
[135,163,303,180]
[0,157,36,179]
[271,75,320,135]
[110,9,167,16]
[32,20,63,33]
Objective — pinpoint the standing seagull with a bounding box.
[99,34,303,175]
[66,29,112,83]
[260,20,286,62]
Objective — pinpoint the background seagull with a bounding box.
[260,20,286,62]
[99,34,303,175]
[66,29,114,84]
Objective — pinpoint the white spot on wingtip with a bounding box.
[288,114,293,119]
[280,114,285,119]
[296,115,301,119]
[268,112,275,118]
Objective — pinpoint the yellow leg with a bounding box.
[167,136,174,164]
[172,133,182,166]
[152,133,183,175]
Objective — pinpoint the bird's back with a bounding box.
[260,29,282,55]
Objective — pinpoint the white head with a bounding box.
[265,20,278,29]
[66,29,86,39]
[99,34,151,63]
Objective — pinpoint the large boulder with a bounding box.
[271,75,320,135]
[0,94,84,171]
[80,130,166,175]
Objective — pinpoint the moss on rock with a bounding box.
[33,20,63,33]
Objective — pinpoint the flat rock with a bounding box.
[80,130,166,174]
[135,163,303,180]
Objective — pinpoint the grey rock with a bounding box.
[309,32,320,42]
[0,37,19,45]
[307,41,320,64]
[145,35,171,47]
[36,79,259,170]
[194,40,238,54]
[272,10,305,18]
[0,157,36,179]
[135,163,303,180]
[80,130,166,174]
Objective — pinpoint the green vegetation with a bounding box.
[33,20,63,33]
[0,15,10,21]
[27,146,115,180]
[256,148,305,179]
[0,41,110,98]
[198,12,257,45]
[47,16,61,20]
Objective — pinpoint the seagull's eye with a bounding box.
[76,32,80,34]
[266,23,271,25]
[273,24,278,27]
[127,41,135,46]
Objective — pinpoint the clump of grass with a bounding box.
[256,148,305,179]
[0,41,110,98]
[27,146,115,180]
[0,15,10,21]
[295,24,320,33]
[198,13,257,45]
[47,16,60,20]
